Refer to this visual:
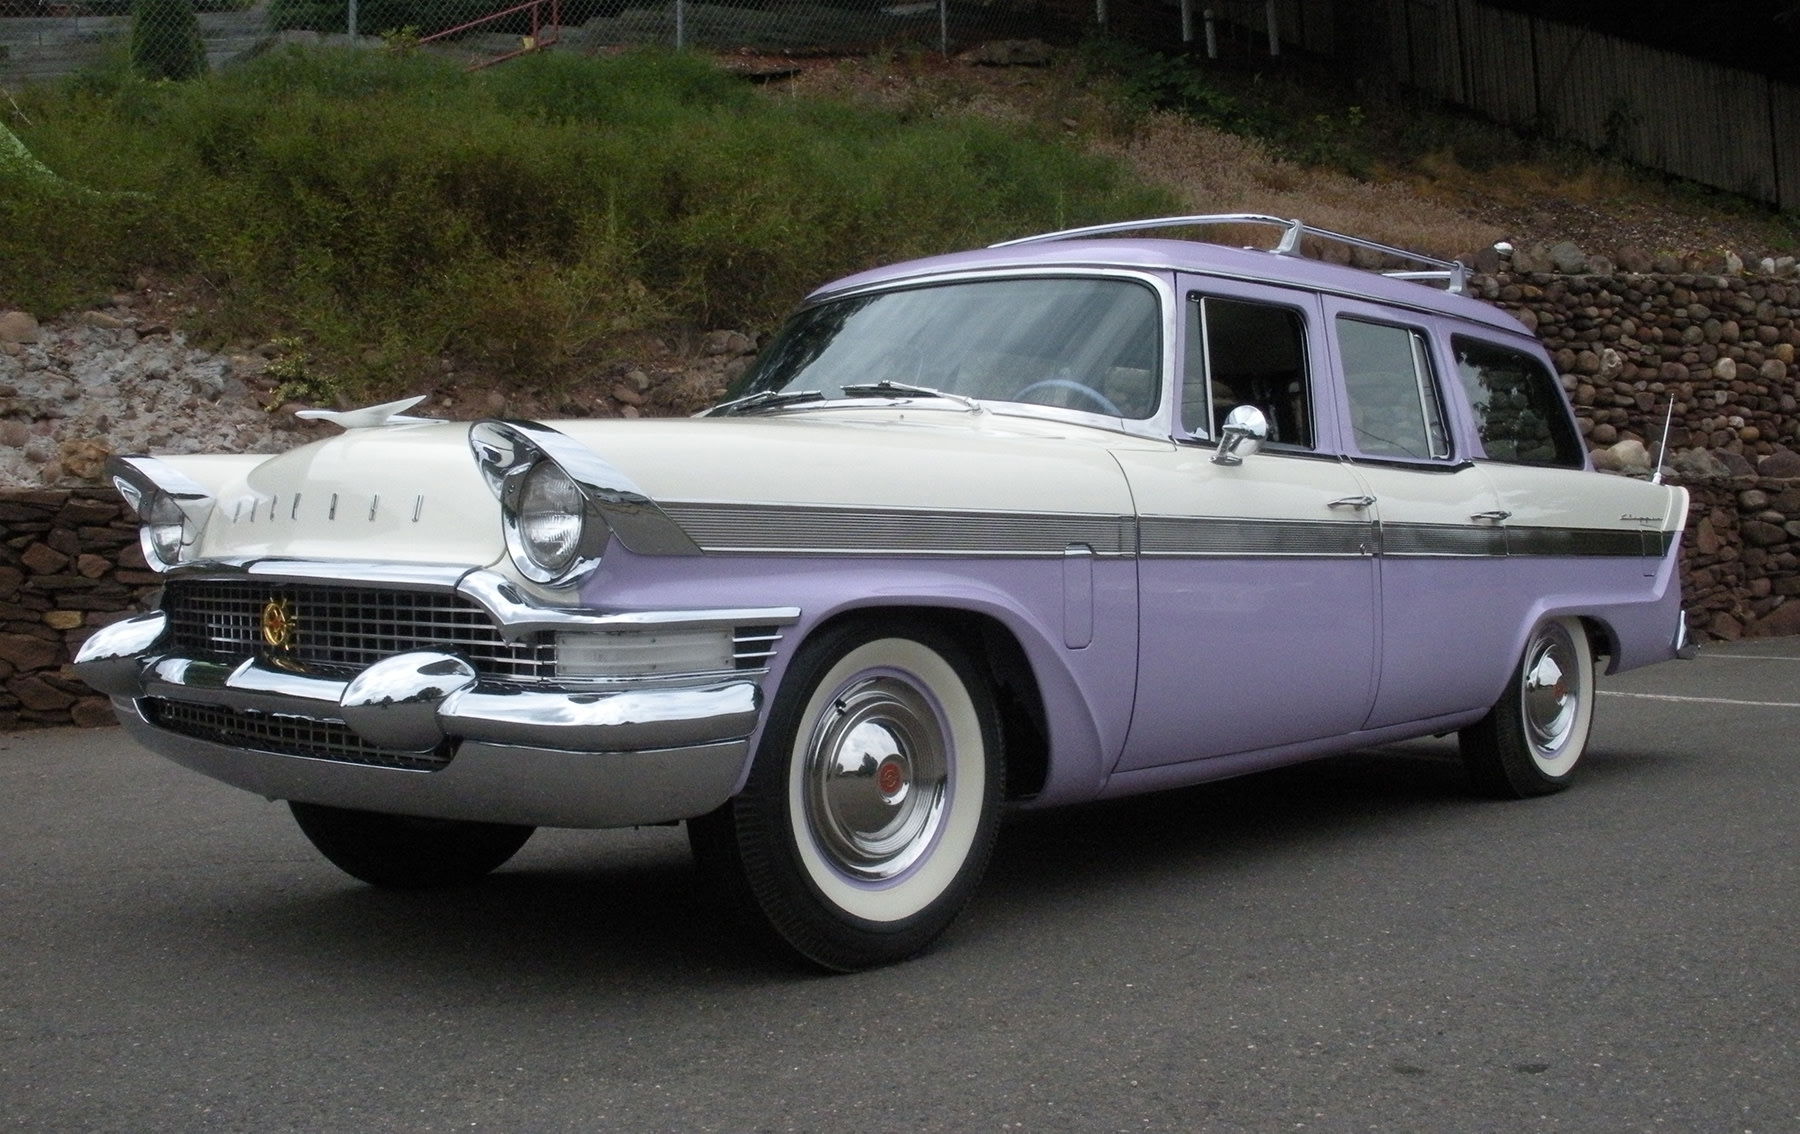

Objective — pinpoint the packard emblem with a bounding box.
[261,597,297,655]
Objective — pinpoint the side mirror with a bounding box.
[1212,405,1270,466]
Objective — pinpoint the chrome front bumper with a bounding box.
[111,701,752,828]
[76,582,795,828]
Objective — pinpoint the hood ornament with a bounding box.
[295,395,437,431]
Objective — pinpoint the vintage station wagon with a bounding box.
[77,215,1694,970]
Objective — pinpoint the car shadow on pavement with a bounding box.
[163,739,1678,985]
[972,736,1678,920]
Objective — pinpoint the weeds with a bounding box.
[261,335,343,409]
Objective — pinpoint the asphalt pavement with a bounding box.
[3,639,1797,1132]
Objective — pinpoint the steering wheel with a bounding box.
[1014,378,1124,417]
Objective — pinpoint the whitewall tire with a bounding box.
[1460,616,1596,799]
[689,621,1004,971]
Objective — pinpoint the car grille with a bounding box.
[144,698,452,771]
[160,580,555,683]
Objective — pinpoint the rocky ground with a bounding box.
[0,294,752,488]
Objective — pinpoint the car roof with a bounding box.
[810,221,1525,337]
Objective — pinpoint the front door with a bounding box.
[1114,280,1378,771]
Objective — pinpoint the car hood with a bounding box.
[556,408,1153,517]
[161,420,505,567]
[155,406,1157,569]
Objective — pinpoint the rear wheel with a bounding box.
[1460,617,1595,798]
[689,622,1004,971]
[289,802,534,888]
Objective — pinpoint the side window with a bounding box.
[1337,317,1450,460]
[1452,336,1584,468]
[1184,295,1312,448]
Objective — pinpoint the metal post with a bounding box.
[939,0,947,57]
[1180,0,1192,43]
[1204,8,1216,58]
[347,0,357,43]
[1095,0,1105,29]
[675,0,684,48]
[1265,0,1278,56]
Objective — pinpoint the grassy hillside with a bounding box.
[0,47,1172,396]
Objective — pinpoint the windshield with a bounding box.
[730,277,1163,419]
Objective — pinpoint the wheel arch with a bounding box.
[1575,614,1618,670]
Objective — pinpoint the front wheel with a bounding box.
[689,622,1004,971]
[289,803,534,888]
[1460,616,1595,799]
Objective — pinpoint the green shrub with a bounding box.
[130,0,208,81]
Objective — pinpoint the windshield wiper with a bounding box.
[704,389,826,417]
[839,381,982,413]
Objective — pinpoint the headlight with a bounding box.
[470,420,696,586]
[109,458,213,572]
[515,461,585,578]
[141,490,191,567]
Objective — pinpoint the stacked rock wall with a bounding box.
[1476,267,1800,642]
[0,490,157,730]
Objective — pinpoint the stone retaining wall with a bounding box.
[1,488,157,730]
[1478,265,1800,640]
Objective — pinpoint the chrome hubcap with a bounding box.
[1522,623,1581,757]
[804,675,949,880]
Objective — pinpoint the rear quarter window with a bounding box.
[1451,336,1585,468]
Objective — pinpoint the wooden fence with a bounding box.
[1182,0,1800,213]
[0,5,266,84]
[1390,0,1797,210]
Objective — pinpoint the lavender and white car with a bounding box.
[76,216,1693,970]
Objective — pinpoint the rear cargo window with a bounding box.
[1452,337,1584,468]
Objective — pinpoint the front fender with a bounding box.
[581,548,1139,806]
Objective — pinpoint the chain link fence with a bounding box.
[0,0,1059,84]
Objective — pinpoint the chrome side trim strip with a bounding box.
[1381,523,1508,558]
[662,502,1136,557]
[1139,516,1369,558]
[1505,527,1649,558]
[661,503,1661,562]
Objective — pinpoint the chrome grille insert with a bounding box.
[160,581,554,682]
[733,625,784,669]
[144,699,452,771]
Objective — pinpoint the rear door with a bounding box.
[1320,298,1520,727]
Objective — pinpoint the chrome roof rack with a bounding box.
[991,214,1470,296]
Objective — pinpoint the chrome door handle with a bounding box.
[1329,495,1376,509]
[1471,510,1512,523]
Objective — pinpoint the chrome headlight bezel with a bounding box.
[469,420,702,588]
[472,422,610,587]
[140,489,191,567]
[109,456,215,571]
[499,457,605,585]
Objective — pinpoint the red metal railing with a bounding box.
[417,0,560,70]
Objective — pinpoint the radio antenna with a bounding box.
[1651,398,1676,484]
